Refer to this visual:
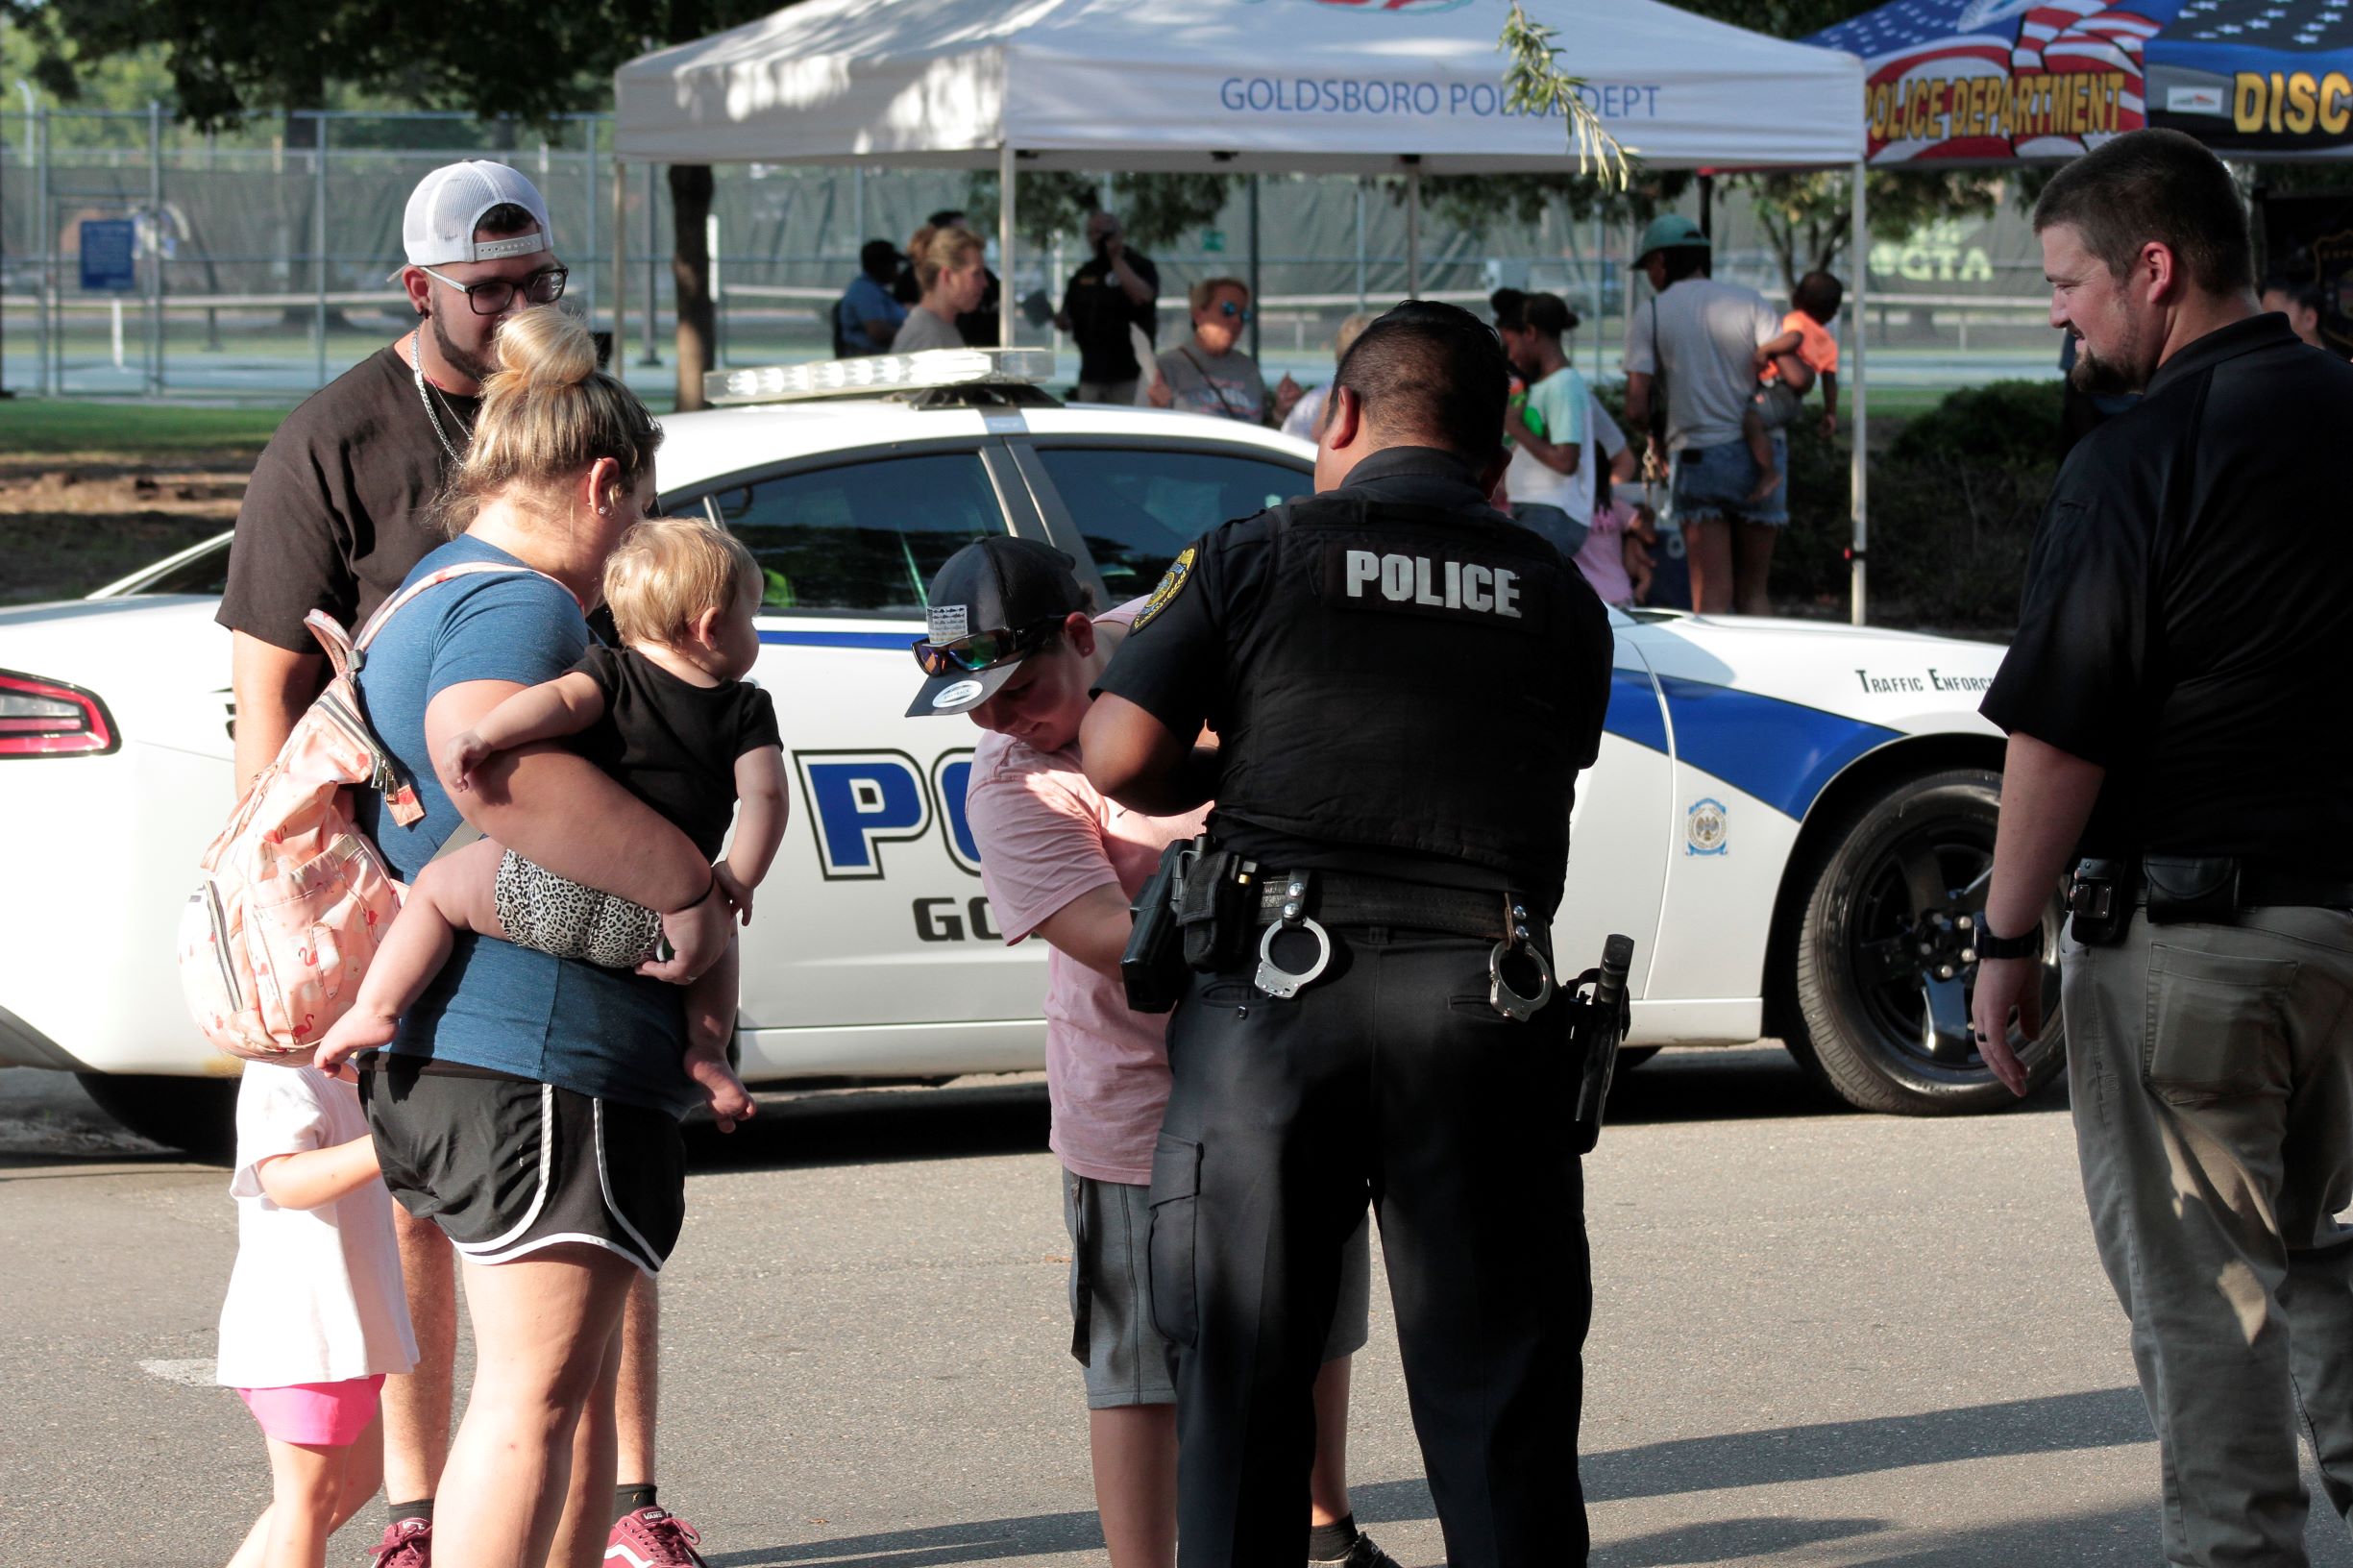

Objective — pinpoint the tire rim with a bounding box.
[1845,818,2062,1078]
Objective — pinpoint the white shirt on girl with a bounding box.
[215,1064,417,1389]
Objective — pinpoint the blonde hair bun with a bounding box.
[488,305,597,394]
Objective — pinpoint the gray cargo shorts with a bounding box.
[1063,1166,1372,1408]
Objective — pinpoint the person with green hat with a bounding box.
[1621,212,1791,616]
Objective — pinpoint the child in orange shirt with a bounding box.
[1743,270,1844,504]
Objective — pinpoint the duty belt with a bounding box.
[1250,867,1554,1018]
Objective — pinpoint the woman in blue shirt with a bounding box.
[344,306,732,1568]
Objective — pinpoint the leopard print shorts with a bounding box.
[492,849,666,969]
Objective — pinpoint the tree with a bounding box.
[8,0,782,406]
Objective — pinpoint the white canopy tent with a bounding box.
[613,0,1877,619]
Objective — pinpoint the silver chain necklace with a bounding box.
[407,329,471,466]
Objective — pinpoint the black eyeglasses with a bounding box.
[418,264,570,316]
[1213,300,1254,324]
[912,617,1061,677]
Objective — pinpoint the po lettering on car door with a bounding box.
[793,749,1000,943]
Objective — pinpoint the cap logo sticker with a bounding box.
[932,678,986,709]
[1133,546,1196,632]
[1685,797,1728,857]
[928,604,969,642]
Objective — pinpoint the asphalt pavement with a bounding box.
[8,1051,2353,1568]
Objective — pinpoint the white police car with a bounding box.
[0,350,2060,1152]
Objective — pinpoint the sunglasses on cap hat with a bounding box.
[911,616,1065,677]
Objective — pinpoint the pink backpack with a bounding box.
[179,562,547,1060]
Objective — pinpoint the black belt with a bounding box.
[2239,868,2353,909]
[1251,870,1532,942]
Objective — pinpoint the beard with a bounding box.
[427,306,500,388]
[2067,320,2148,396]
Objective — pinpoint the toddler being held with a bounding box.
[317,518,787,1128]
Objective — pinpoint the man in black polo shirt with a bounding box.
[1973,129,2353,1568]
[1056,208,1160,404]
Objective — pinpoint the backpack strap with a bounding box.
[355,559,574,653]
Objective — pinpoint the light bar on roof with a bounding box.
[706,348,1057,406]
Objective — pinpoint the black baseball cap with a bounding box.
[906,537,1091,718]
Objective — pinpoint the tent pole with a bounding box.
[1000,141,1017,348]
[1405,160,1421,300]
[611,153,628,379]
[1850,159,1868,626]
[1247,173,1262,361]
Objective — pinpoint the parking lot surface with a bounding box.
[9,1051,2352,1567]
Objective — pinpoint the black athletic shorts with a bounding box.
[358,1056,686,1277]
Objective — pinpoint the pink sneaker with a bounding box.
[604,1507,711,1568]
[367,1517,432,1568]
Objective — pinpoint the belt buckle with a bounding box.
[1488,898,1554,1021]
[1254,874,1332,999]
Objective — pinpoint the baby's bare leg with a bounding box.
[318,838,508,1063]
[681,937,755,1131]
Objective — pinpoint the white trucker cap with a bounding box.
[402,160,552,267]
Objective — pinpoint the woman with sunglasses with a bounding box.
[1144,278,1304,428]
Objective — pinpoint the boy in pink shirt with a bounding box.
[908,537,1392,1568]
[1741,270,1844,504]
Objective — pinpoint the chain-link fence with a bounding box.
[0,106,2059,404]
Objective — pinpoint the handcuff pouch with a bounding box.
[1178,846,1247,971]
[2144,854,2240,925]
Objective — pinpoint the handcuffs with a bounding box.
[1251,875,1555,1022]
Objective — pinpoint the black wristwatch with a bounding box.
[1974,916,2043,961]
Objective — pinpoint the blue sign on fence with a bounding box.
[80,219,137,292]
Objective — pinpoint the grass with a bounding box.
[1,398,291,456]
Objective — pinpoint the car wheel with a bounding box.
[75,1072,236,1161]
[1780,767,2065,1115]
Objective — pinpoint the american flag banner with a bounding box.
[1813,0,2177,161]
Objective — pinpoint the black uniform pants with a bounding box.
[1148,926,1592,1568]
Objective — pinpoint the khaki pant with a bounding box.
[2065,906,2353,1566]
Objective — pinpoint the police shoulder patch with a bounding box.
[1133,545,1196,631]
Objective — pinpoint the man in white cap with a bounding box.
[217,161,714,1568]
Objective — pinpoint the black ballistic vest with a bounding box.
[1212,495,1592,896]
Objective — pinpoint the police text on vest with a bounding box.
[1342,550,1521,618]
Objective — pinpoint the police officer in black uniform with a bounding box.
[1080,301,1615,1568]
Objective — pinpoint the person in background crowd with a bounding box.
[1739,270,1843,503]
[2260,272,2328,350]
[894,226,990,355]
[905,537,1400,1568]
[1058,209,1161,404]
[837,239,908,356]
[1974,127,2353,1568]
[1497,292,1593,526]
[1622,214,1787,617]
[1576,450,1654,609]
[215,159,708,1568]
[1281,313,1374,441]
[895,208,1000,346]
[1144,278,1302,427]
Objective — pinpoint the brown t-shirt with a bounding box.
[217,339,478,650]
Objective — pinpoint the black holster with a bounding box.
[1120,841,1193,1015]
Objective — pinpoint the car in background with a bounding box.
[0,351,2061,1154]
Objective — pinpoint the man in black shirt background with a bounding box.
[1973,128,2353,1568]
[1056,208,1160,404]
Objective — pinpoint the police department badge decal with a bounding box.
[1685,797,1728,856]
[1134,546,1195,631]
